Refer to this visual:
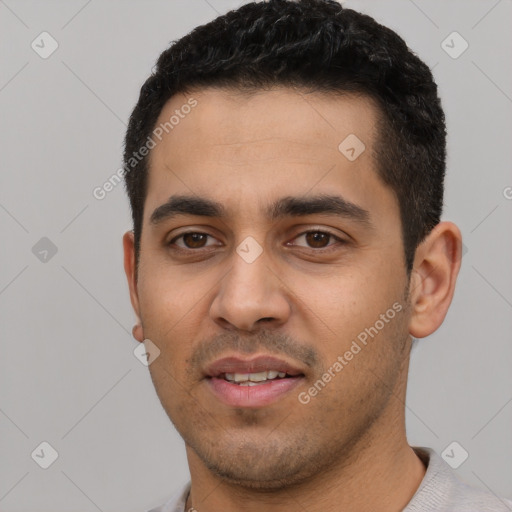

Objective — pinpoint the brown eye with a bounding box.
[304,231,331,249]
[169,232,217,250]
[182,233,208,248]
[290,230,344,250]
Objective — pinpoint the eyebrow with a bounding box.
[149,193,373,229]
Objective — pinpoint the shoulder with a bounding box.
[144,481,191,512]
[406,447,512,512]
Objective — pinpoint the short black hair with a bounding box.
[123,0,446,276]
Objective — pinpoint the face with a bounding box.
[126,87,414,489]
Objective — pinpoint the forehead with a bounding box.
[144,86,393,226]
[151,86,378,158]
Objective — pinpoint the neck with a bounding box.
[184,416,426,512]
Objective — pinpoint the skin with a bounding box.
[123,87,462,512]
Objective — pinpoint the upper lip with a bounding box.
[205,355,305,378]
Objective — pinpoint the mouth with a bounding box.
[204,355,306,408]
[220,369,297,386]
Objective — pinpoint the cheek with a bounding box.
[294,262,408,381]
[147,357,192,429]
[137,261,202,327]
[295,269,391,336]
[304,304,409,415]
[136,275,193,372]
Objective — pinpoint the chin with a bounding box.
[190,434,327,491]
[203,460,310,491]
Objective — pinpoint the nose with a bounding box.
[209,244,291,332]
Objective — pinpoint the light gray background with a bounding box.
[1,0,511,510]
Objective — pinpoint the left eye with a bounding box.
[288,230,344,250]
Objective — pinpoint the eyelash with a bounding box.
[167,229,346,254]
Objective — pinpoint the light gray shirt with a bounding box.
[146,446,512,511]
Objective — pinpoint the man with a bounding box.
[122,1,512,510]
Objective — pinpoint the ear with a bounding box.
[123,230,144,343]
[408,221,463,338]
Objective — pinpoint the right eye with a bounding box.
[168,232,221,251]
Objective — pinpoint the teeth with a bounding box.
[245,371,266,382]
[224,370,288,384]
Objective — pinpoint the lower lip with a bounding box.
[206,376,303,408]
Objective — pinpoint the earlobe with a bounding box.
[123,230,144,342]
[408,221,462,339]
[132,323,144,343]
